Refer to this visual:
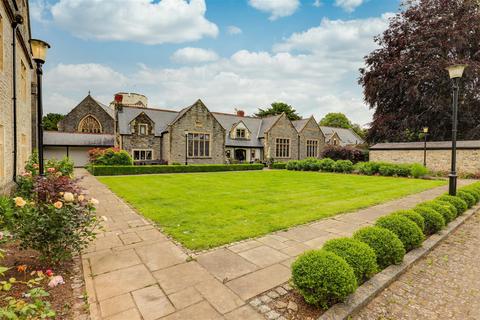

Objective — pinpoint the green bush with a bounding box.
[96,148,133,166]
[413,206,445,235]
[456,190,476,208]
[353,226,405,269]
[0,196,13,229]
[378,163,396,176]
[354,162,379,175]
[334,160,354,173]
[416,201,455,224]
[89,163,265,176]
[391,210,425,233]
[286,160,299,170]
[271,162,286,169]
[435,200,458,219]
[291,250,357,308]
[45,156,74,177]
[410,163,428,178]
[459,188,480,203]
[437,195,468,215]
[375,215,424,251]
[323,238,378,283]
[318,158,336,172]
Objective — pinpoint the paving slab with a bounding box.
[99,293,135,318]
[279,225,324,242]
[132,285,175,320]
[226,264,291,300]
[197,248,258,281]
[161,301,223,320]
[104,308,141,320]
[195,279,244,314]
[239,245,289,268]
[168,287,204,310]
[135,242,187,271]
[94,264,156,301]
[89,249,141,275]
[225,305,265,320]
[153,262,215,294]
[228,240,263,253]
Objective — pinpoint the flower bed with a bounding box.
[0,154,98,319]
[88,163,265,176]
[290,182,480,311]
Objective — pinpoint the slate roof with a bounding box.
[43,131,114,147]
[117,106,178,136]
[371,140,480,150]
[319,126,365,146]
[211,113,265,147]
[91,96,115,118]
[292,119,309,132]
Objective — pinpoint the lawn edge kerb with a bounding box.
[317,201,480,319]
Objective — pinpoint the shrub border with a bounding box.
[318,203,480,320]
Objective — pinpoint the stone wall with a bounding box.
[58,95,114,134]
[0,0,34,194]
[370,149,480,174]
[121,113,162,161]
[265,114,299,162]
[168,100,225,164]
[298,117,325,159]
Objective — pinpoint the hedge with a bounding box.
[413,206,445,235]
[390,210,425,234]
[375,215,424,251]
[436,195,468,216]
[457,190,476,208]
[416,201,455,224]
[88,163,265,176]
[271,162,286,169]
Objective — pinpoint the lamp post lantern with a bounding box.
[445,64,467,196]
[184,131,188,165]
[30,39,50,176]
[422,127,429,167]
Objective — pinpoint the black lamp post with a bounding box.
[446,64,467,196]
[184,131,188,165]
[422,127,429,167]
[30,39,50,176]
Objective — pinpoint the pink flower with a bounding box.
[21,172,32,177]
[47,167,56,173]
[33,164,39,169]
[53,201,63,209]
[45,269,54,277]
[48,275,64,288]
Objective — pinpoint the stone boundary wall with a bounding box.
[370,149,480,174]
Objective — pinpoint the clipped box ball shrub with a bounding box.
[318,158,336,172]
[334,160,354,173]
[413,206,445,235]
[291,250,357,308]
[390,210,425,233]
[456,190,476,208]
[435,200,458,220]
[437,195,468,216]
[460,188,480,203]
[416,201,455,224]
[323,238,378,284]
[375,215,424,251]
[353,226,405,270]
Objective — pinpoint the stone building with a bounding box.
[0,0,36,194]
[50,92,364,166]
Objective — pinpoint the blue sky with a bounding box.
[31,0,401,125]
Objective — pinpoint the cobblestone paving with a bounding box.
[354,212,480,320]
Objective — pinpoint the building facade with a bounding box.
[51,92,364,166]
[0,0,35,194]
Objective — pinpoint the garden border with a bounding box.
[318,203,480,320]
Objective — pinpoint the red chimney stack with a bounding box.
[236,110,245,117]
[114,94,123,103]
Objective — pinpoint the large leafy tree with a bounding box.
[319,112,367,139]
[42,113,65,131]
[255,102,301,120]
[360,0,480,143]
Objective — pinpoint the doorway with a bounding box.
[235,149,246,162]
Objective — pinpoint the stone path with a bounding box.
[77,169,473,320]
[354,210,480,320]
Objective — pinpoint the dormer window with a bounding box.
[139,124,148,135]
[236,128,246,138]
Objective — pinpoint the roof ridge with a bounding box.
[121,105,179,113]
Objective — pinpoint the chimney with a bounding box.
[236,110,245,117]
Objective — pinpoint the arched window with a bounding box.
[78,115,102,133]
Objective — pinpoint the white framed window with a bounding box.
[236,128,246,138]
[306,139,318,157]
[275,138,290,158]
[133,149,153,161]
[138,124,148,135]
[187,133,210,158]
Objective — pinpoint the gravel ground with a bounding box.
[354,211,480,320]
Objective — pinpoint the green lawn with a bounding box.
[98,171,445,250]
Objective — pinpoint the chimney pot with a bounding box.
[237,110,245,117]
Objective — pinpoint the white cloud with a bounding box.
[313,0,322,7]
[44,14,391,125]
[248,0,300,20]
[49,0,218,44]
[171,47,219,64]
[334,0,364,12]
[227,25,243,35]
[30,0,51,24]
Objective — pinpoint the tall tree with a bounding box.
[42,113,65,131]
[360,0,480,143]
[319,113,351,128]
[255,102,301,120]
